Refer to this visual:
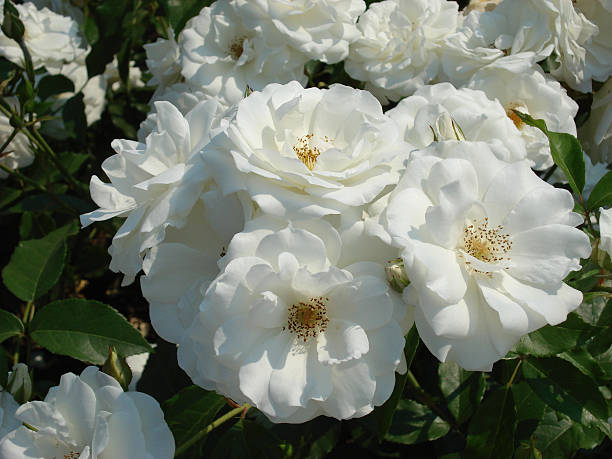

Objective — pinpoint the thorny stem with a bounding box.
[174,403,251,457]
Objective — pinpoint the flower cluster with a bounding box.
[75,0,606,426]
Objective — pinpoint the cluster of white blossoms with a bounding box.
[0,367,174,459]
[76,0,609,426]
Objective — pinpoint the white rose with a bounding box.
[235,0,365,64]
[103,57,145,92]
[0,2,85,75]
[0,367,174,459]
[468,58,578,170]
[0,392,20,438]
[80,99,227,285]
[144,28,182,97]
[180,0,308,107]
[345,0,461,103]
[205,81,409,220]
[139,82,229,142]
[0,98,35,179]
[386,82,527,163]
[29,0,84,25]
[600,207,612,260]
[440,6,549,86]
[140,187,252,344]
[579,78,612,164]
[178,223,411,422]
[575,0,612,84]
[377,141,590,370]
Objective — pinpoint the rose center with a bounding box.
[462,217,512,274]
[228,37,245,60]
[505,102,527,129]
[285,296,329,342]
[293,134,333,171]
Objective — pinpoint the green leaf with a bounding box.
[558,348,605,381]
[0,187,21,209]
[2,223,77,301]
[30,299,153,364]
[575,296,609,326]
[439,360,485,425]
[36,75,74,101]
[512,381,546,441]
[531,409,604,459]
[587,170,612,210]
[0,309,24,342]
[367,325,419,441]
[242,420,285,459]
[523,357,611,438]
[385,399,450,445]
[464,387,516,459]
[513,111,585,196]
[161,0,212,34]
[62,93,87,141]
[57,152,89,175]
[511,314,597,357]
[163,385,226,451]
[1,1,24,41]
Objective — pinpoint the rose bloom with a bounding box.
[0,1,84,75]
[234,0,365,64]
[386,82,527,163]
[467,57,578,170]
[0,367,174,459]
[345,0,461,103]
[579,78,612,164]
[180,0,308,106]
[374,141,590,370]
[205,81,409,220]
[574,0,612,85]
[0,391,20,438]
[178,221,411,422]
[144,27,182,98]
[599,208,612,261]
[81,99,228,284]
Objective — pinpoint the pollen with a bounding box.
[462,217,512,276]
[505,103,525,129]
[293,134,320,171]
[228,37,245,60]
[284,296,329,342]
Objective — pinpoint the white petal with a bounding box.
[317,319,369,365]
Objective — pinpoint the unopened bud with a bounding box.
[6,363,32,404]
[243,85,254,98]
[385,258,410,293]
[101,346,132,391]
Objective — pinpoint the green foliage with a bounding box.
[0,309,24,343]
[0,352,7,388]
[586,170,612,210]
[2,222,77,301]
[37,75,74,101]
[513,111,586,197]
[439,361,485,425]
[465,386,517,459]
[385,399,451,445]
[161,0,214,34]
[29,299,153,364]
[163,386,227,455]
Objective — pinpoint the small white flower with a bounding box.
[0,367,174,459]
[180,0,308,106]
[235,0,365,64]
[81,99,228,284]
[377,141,590,370]
[0,98,34,179]
[579,78,612,164]
[0,391,20,438]
[178,222,411,422]
[205,81,409,219]
[0,2,85,75]
[468,58,578,170]
[345,0,461,103]
[600,207,612,260]
[103,57,145,92]
[386,82,527,163]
